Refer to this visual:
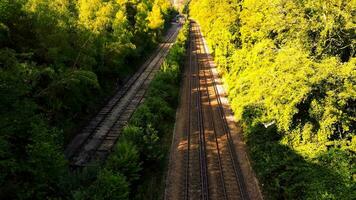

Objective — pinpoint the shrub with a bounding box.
[74,169,129,200]
[106,140,141,183]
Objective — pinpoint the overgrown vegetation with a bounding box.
[0,0,177,199]
[75,21,189,200]
[190,0,355,199]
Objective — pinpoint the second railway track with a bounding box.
[65,24,181,167]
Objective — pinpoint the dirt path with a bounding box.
[165,21,263,200]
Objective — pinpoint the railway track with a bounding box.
[197,28,227,200]
[197,27,250,200]
[183,21,249,200]
[65,24,180,166]
[195,25,210,200]
[183,23,192,200]
[184,23,209,200]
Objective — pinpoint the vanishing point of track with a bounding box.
[65,25,180,167]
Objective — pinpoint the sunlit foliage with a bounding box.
[190,0,355,199]
[148,3,165,30]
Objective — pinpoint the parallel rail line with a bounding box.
[184,23,209,200]
[184,23,192,200]
[65,26,179,166]
[195,26,209,200]
[183,21,249,200]
[196,27,228,200]
[197,23,249,200]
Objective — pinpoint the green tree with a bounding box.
[75,169,129,200]
[106,139,142,183]
[147,3,164,30]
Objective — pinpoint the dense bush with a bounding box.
[190,0,355,199]
[74,169,129,200]
[0,0,175,199]
[106,139,142,183]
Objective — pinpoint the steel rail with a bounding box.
[195,24,229,200]
[192,24,209,200]
[67,26,179,166]
[196,25,250,200]
[184,22,193,200]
